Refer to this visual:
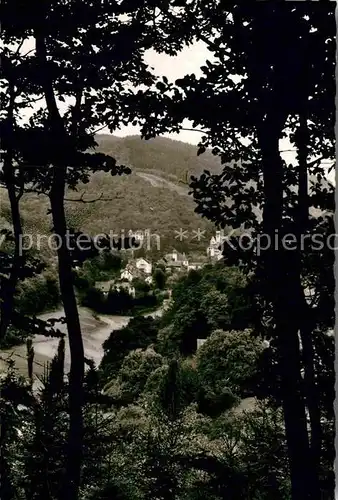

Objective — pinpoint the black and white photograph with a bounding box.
[0,2,336,499]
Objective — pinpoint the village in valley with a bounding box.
[93,230,227,308]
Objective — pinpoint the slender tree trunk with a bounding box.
[34,7,84,499]
[297,113,309,231]
[296,110,322,495]
[0,84,23,341]
[49,166,84,500]
[231,5,320,498]
[258,119,314,500]
[299,306,322,488]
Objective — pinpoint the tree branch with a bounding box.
[64,192,114,203]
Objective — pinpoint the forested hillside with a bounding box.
[0,136,221,260]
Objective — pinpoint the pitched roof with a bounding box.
[164,249,188,263]
[121,264,146,279]
[135,257,151,264]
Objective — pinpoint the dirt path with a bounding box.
[136,171,190,197]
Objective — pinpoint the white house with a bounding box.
[120,268,134,282]
[145,275,153,285]
[207,248,223,260]
[187,262,204,271]
[95,279,136,297]
[135,257,152,275]
[114,282,136,298]
[207,230,226,260]
[121,260,151,282]
[165,248,178,262]
[165,249,189,267]
[181,254,189,267]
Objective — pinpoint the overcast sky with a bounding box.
[114,41,214,144]
[113,43,334,184]
[16,38,335,184]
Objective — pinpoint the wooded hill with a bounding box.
[0,135,332,263]
[0,135,223,261]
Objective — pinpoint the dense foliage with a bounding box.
[80,285,160,316]
[158,265,254,355]
[15,273,60,316]
[0,2,334,500]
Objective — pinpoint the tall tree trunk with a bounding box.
[258,119,314,500]
[34,7,84,499]
[49,165,84,500]
[296,110,322,495]
[0,84,23,341]
[299,305,322,491]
